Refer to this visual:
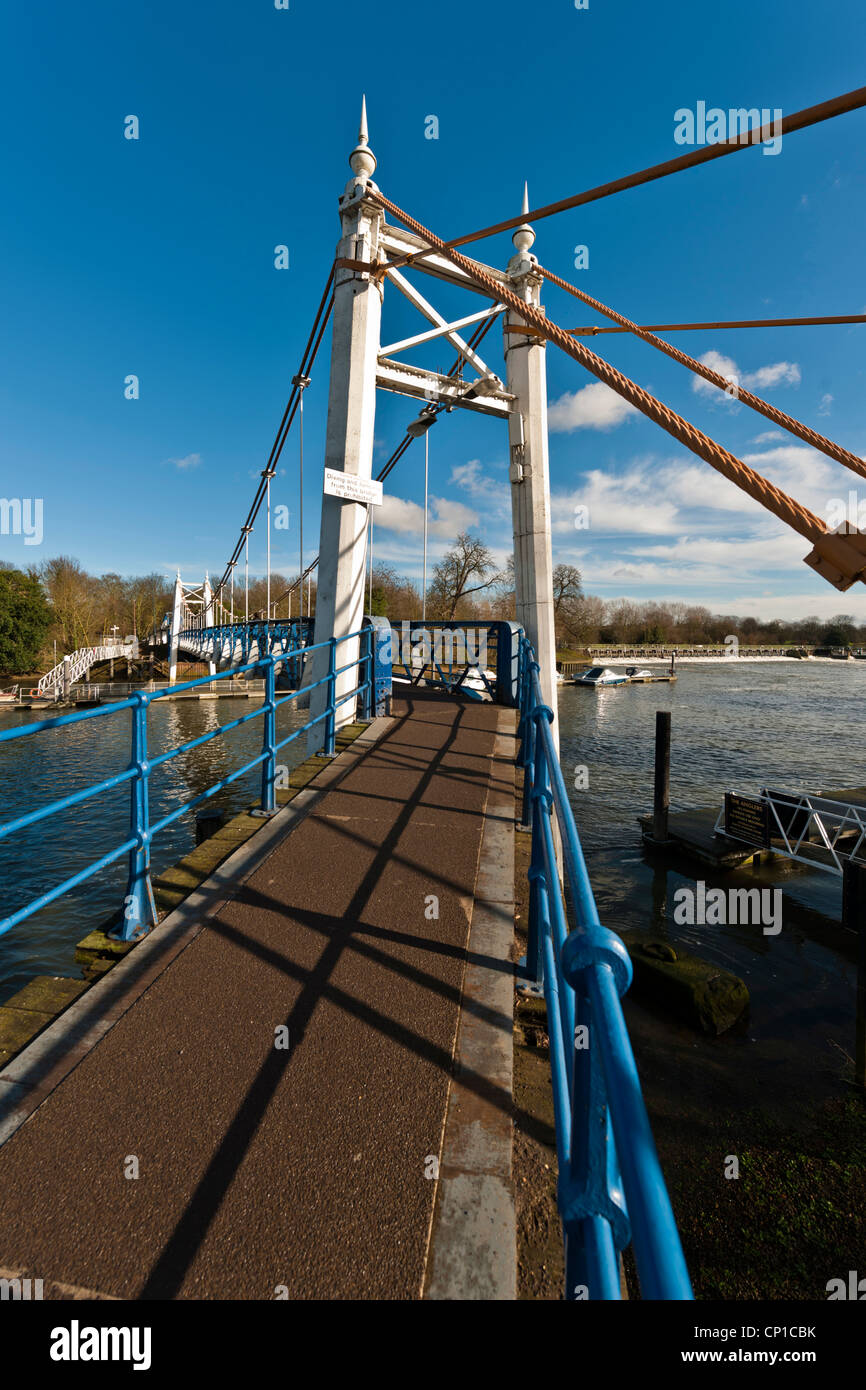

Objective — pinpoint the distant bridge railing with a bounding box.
[0,626,383,945]
[166,617,316,675]
[518,636,692,1301]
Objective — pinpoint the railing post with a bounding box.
[358,625,370,721]
[259,655,277,813]
[843,860,866,1088]
[563,968,629,1299]
[324,637,337,755]
[116,694,156,941]
[652,710,671,842]
[519,654,538,831]
[525,708,551,986]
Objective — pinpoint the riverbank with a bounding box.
[511,663,866,1298]
[512,834,866,1301]
[565,655,865,666]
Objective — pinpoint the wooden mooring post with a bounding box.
[653,710,671,843]
[842,860,866,1088]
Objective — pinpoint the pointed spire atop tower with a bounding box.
[512,181,536,254]
[349,94,377,184]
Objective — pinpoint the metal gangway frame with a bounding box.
[714,789,866,876]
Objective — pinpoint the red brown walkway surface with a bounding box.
[0,692,515,1299]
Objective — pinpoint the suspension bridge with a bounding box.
[1,85,865,1301]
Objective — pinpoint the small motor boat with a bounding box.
[574,666,628,687]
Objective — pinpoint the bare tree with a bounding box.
[427,532,502,620]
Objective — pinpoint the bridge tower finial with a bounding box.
[348,95,377,187]
[512,182,536,254]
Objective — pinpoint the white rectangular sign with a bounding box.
[323,468,383,507]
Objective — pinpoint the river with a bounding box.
[0,696,309,1003]
[0,664,862,1070]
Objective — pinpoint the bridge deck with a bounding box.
[0,693,516,1299]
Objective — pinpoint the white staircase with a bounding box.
[37,639,139,697]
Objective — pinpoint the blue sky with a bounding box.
[1,0,866,620]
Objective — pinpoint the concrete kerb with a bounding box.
[424,708,518,1300]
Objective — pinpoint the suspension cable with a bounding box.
[387,86,866,272]
[533,264,866,480]
[566,313,866,336]
[371,191,866,587]
[212,266,336,602]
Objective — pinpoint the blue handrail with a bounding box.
[0,628,375,944]
[518,636,692,1301]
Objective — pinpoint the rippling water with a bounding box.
[560,661,863,1079]
[0,665,861,1071]
[560,660,865,853]
[0,697,309,1003]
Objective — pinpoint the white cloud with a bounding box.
[692,351,801,398]
[692,350,739,396]
[378,492,477,539]
[550,464,680,535]
[752,430,786,444]
[745,361,801,390]
[449,458,509,514]
[548,381,638,432]
[818,393,833,417]
[167,453,202,470]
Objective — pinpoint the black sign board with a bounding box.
[724,792,771,848]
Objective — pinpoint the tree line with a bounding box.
[1,537,864,675]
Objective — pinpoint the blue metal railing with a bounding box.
[518,637,692,1301]
[393,620,521,705]
[0,628,376,945]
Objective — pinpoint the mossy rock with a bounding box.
[74,930,137,967]
[620,933,749,1036]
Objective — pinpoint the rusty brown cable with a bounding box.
[389,86,866,272]
[536,264,866,480]
[566,314,866,335]
[371,191,847,557]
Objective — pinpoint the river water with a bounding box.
[0,697,309,1004]
[0,664,861,1076]
[559,660,863,1098]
